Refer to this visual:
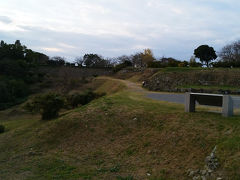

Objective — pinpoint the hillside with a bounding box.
[0,72,240,179]
[144,68,240,94]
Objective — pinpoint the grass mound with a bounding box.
[0,78,240,179]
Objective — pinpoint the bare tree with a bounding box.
[75,56,84,67]
[219,40,240,63]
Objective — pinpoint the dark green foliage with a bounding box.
[47,56,66,66]
[113,61,133,72]
[194,45,217,67]
[0,40,48,109]
[211,60,240,68]
[147,61,165,68]
[0,40,25,60]
[123,60,133,66]
[67,93,87,108]
[25,49,49,65]
[161,57,181,67]
[38,93,64,120]
[67,91,105,108]
[178,61,189,67]
[116,175,134,180]
[189,60,202,67]
[0,40,49,65]
[83,54,110,68]
[25,91,105,119]
[0,79,29,110]
[0,125,5,133]
[25,92,65,120]
[147,58,182,68]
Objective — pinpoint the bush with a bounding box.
[25,92,64,120]
[189,61,202,67]
[178,61,189,67]
[0,125,5,133]
[147,61,165,68]
[0,79,29,110]
[67,93,86,108]
[211,60,240,68]
[113,61,132,72]
[67,91,105,108]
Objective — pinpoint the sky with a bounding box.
[0,0,240,62]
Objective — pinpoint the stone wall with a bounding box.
[144,69,240,94]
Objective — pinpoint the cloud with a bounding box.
[41,47,63,52]
[0,16,12,24]
[0,0,240,61]
[58,43,76,49]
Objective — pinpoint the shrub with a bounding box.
[189,61,202,67]
[113,61,132,72]
[67,93,86,108]
[0,79,29,110]
[178,61,189,67]
[25,92,64,120]
[147,61,165,68]
[0,125,5,133]
[69,78,79,89]
[67,91,105,108]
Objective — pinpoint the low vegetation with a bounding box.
[1,39,240,179]
[0,77,240,179]
[24,92,65,120]
[24,90,106,120]
[144,68,240,94]
[66,91,106,108]
[0,125,5,133]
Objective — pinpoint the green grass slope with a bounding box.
[0,78,240,179]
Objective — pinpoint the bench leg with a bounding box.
[222,95,233,117]
[185,93,195,112]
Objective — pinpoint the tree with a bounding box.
[50,56,66,66]
[132,52,142,67]
[178,61,189,67]
[189,56,202,67]
[0,40,49,110]
[25,92,64,120]
[218,40,240,64]
[160,57,181,67]
[117,55,132,64]
[194,45,217,67]
[83,54,109,68]
[75,56,84,67]
[0,40,26,60]
[0,40,50,109]
[141,49,155,67]
[25,49,49,64]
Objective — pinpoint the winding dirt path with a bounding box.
[117,78,240,108]
[99,77,185,104]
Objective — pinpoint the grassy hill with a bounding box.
[0,74,240,179]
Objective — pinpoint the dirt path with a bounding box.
[101,77,185,104]
[118,78,240,108]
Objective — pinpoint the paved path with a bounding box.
[146,93,185,104]
[100,77,240,108]
[120,78,240,108]
[146,92,240,108]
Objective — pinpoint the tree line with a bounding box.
[1,39,239,71]
[1,39,240,109]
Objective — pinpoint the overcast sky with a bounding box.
[0,0,240,61]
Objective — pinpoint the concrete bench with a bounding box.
[185,93,233,117]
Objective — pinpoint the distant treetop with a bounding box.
[194,45,217,67]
